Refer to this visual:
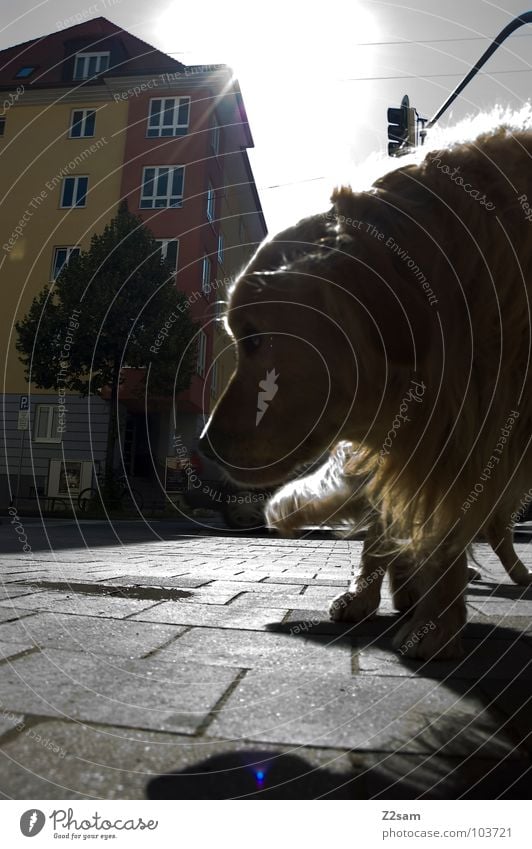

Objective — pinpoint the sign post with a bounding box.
[13,396,29,507]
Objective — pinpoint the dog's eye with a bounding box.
[241,333,262,355]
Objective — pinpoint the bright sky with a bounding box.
[1,0,531,233]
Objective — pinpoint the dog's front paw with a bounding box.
[392,603,466,661]
[329,589,379,622]
[510,565,532,585]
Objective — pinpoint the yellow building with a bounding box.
[0,17,266,509]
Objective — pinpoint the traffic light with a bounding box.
[387,95,421,156]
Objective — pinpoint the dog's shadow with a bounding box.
[262,608,532,798]
[146,610,531,800]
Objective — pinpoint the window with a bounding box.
[69,109,95,138]
[52,246,81,280]
[202,255,211,294]
[73,52,110,80]
[210,360,218,397]
[140,166,184,209]
[0,117,5,137]
[156,239,179,273]
[15,66,37,79]
[211,118,220,156]
[34,405,62,443]
[197,331,207,377]
[147,97,190,137]
[206,182,215,222]
[60,176,88,208]
[217,231,224,265]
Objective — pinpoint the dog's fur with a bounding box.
[201,114,532,659]
[265,441,532,657]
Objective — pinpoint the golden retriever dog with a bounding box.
[200,112,532,660]
[265,441,532,633]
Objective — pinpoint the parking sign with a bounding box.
[19,395,29,411]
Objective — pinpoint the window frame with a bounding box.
[15,65,37,79]
[210,359,218,398]
[34,404,62,444]
[140,165,185,209]
[217,231,224,265]
[156,238,179,274]
[69,108,96,138]
[73,51,110,81]
[206,182,215,223]
[60,176,88,208]
[51,246,81,281]
[211,117,220,156]
[239,216,247,245]
[202,254,212,295]
[197,331,207,378]
[147,96,191,138]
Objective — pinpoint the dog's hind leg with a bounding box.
[330,520,387,622]
[485,517,532,585]
[392,549,468,660]
[388,554,421,613]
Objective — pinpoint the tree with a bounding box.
[16,201,198,489]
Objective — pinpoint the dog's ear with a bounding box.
[331,186,358,222]
[253,213,336,272]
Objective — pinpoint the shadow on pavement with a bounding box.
[0,518,273,555]
[260,616,532,799]
[147,750,360,799]
[146,745,530,800]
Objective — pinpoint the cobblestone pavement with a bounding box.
[0,520,531,799]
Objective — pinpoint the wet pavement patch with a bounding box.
[13,580,192,602]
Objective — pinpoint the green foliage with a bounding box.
[16,200,198,398]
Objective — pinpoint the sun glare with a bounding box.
[154,0,381,230]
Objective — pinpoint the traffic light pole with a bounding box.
[426,11,532,129]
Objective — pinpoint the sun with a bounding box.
[153,0,381,231]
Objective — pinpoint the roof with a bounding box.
[0,16,186,89]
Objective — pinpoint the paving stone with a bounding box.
[229,593,324,610]
[0,586,45,601]
[154,627,351,672]
[0,608,37,624]
[0,613,184,657]
[468,597,532,617]
[0,711,24,737]
[262,577,314,587]
[301,587,343,599]
[209,671,520,759]
[205,580,305,594]
[0,649,239,733]
[283,609,401,639]
[0,721,355,799]
[0,641,35,661]
[0,592,160,620]
[467,612,532,635]
[130,602,288,630]
[230,571,275,581]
